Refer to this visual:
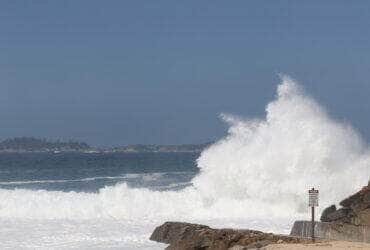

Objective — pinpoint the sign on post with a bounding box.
[309,188,319,207]
[308,188,319,242]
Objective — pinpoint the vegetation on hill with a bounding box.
[0,137,91,152]
[0,137,211,153]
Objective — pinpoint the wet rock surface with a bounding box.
[321,183,370,225]
[150,222,308,250]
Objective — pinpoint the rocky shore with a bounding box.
[321,183,370,225]
[150,222,310,250]
[150,183,370,249]
[291,182,370,243]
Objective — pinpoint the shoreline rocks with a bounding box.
[150,222,310,250]
[321,183,370,225]
[150,184,370,249]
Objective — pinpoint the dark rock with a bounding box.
[326,208,351,221]
[363,192,370,203]
[150,222,309,250]
[150,221,210,244]
[320,205,336,222]
[351,200,370,214]
[340,190,363,208]
[340,185,370,208]
[320,184,370,226]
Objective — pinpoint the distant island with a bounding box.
[0,137,211,153]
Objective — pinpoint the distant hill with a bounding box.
[0,137,91,152]
[0,137,211,153]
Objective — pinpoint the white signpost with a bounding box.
[308,188,319,242]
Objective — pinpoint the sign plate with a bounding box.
[308,188,319,207]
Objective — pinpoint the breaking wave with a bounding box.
[0,75,369,225]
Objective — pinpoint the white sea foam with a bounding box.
[0,172,181,186]
[0,176,127,185]
[0,75,369,248]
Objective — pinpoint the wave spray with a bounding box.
[194,75,370,218]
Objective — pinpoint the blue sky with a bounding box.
[1,1,370,146]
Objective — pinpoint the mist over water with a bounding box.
[0,75,369,248]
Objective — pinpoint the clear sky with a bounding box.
[1,1,370,146]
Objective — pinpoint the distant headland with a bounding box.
[0,137,211,153]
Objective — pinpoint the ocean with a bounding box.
[0,152,199,249]
[1,76,369,249]
[0,152,198,193]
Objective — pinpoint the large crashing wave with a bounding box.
[194,75,370,215]
[0,75,369,222]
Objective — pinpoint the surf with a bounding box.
[0,75,368,226]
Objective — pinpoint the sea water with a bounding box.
[0,152,198,249]
[1,75,370,249]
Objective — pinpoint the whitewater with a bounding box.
[1,75,370,249]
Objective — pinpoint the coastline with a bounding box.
[150,222,370,249]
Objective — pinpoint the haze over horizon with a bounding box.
[2,1,370,146]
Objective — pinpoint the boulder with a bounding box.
[326,208,351,222]
[320,205,336,222]
[150,221,210,244]
[150,222,309,250]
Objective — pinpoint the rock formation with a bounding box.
[320,183,370,225]
[150,222,309,250]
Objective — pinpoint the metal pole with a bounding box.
[311,205,315,242]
